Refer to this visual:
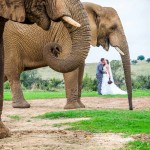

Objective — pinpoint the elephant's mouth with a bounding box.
[97,38,110,51]
[97,38,125,56]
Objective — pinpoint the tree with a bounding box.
[137,55,145,61]
[146,58,150,63]
[131,60,138,65]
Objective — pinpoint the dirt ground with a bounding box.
[0,97,150,150]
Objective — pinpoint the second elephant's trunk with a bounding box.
[43,0,91,73]
[121,46,133,110]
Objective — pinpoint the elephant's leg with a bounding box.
[8,77,30,108]
[0,18,10,138]
[77,63,85,108]
[63,69,80,109]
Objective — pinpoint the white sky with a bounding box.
[81,0,150,63]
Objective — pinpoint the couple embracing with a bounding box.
[96,58,127,95]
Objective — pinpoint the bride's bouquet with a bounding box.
[108,78,113,84]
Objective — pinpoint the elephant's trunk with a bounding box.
[121,44,133,110]
[43,0,91,73]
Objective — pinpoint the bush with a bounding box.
[132,75,150,89]
[131,60,138,65]
[82,74,97,91]
[146,58,150,63]
[137,55,145,61]
[4,81,10,90]
[110,60,125,89]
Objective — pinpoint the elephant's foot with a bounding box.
[0,121,10,139]
[77,99,85,108]
[64,101,80,109]
[12,100,30,108]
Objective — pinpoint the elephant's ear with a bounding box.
[83,2,102,46]
[45,0,71,21]
[0,0,25,22]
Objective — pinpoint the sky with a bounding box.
[81,0,150,63]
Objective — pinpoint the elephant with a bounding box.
[0,0,91,139]
[3,2,133,111]
[63,2,133,110]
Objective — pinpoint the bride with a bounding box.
[101,59,127,95]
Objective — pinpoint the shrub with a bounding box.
[131,60,138,65]
[146,58,150,63]
[132,75,150,89]
[137,55,145,61]
[82,74,97,91]
[4,81,10,89]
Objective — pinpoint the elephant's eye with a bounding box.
[110,24,117,32]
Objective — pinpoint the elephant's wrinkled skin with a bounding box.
[0,0,90,139]
[3,0,91,108]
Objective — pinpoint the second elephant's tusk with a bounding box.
[115,47,125,55]
[62,16,81,28]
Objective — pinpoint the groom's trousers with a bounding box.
[96,74,103,94]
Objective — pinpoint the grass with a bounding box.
[126,140,150,150]
[7,115,22,120]
[4,89,150,101]
[37,61,150,80]
[35,109,150,135]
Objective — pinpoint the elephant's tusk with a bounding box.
[115,47,125,55]
[62,16,81,28]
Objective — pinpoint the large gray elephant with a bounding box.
[0,0,90,139]
[63,2,133,110]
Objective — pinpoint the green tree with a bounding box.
[20,70,42,89]
[131,60,138,65]
[146,58,150,63]
[137,55,145,61]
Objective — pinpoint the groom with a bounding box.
[96,58,107,95]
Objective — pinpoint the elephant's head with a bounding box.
[43,0,91,73]
[0,0,81,30]
[83,2,133,110]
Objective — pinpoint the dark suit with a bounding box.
[96,63,105,94]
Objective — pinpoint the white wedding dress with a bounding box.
[101,65,127,95]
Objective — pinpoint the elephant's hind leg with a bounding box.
[9,78,30,108]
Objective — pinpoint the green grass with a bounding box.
[4,89,150,101]
[7,115,22,120]
[35,109,150,134]
[126,140,150,150]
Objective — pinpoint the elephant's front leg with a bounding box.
[8,78,30,108]
[63,69,80,109]
[0,18,10,138]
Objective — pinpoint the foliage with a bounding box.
[4,81,10,89]
[132,75,150,89]
[137,55,145,61]
[110,60,125,88]
[82,74,97,91]
[35,109,150,134]
[21,70,42,90]
[126,140,150,150]
[146,58,150,63]
[131,60,138,65]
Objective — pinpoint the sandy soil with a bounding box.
[0,97,149,150]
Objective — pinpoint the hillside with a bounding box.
[36,61,150,80]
